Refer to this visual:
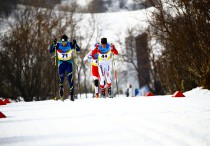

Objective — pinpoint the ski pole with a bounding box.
[53,38,57,99]
[113,55,119,97]
[73,41,80,98]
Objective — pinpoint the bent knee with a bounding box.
[94,79,98,87]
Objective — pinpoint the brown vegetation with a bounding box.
[147,0,210,91]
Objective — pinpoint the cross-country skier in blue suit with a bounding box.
[50,34,80,101]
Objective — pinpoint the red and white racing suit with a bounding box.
[91,43,118,96]
[84,50,100,97]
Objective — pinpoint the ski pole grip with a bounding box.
[54,38,57,44]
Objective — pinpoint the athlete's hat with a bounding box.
[61,34,68,42]
[101,38,107,44]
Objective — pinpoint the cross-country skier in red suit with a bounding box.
[83,43,100,98]
[91,38,118,98]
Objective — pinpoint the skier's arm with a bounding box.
[74,44,80,51]
[111,44,118,55]
[91,44,99,59]
[83,50,92,62]
[72,39,80,52]
[49,38,57,53]
[49,44,57,53]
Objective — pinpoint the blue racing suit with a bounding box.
[50,41,80,95]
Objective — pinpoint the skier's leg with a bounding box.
[67,62,74,101]
[58,62,65,100]
[93,78,99,98]
[106,64,112,97]
[98,64,105,97]
[92,65,99,98]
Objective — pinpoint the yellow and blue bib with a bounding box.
[57,42,73,61]
[98,44,112,61]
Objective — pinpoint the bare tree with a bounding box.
[117,28,152,90]
[87,0,107,13]
[0,2,85,100]
[0,7,57,100]
[144,0,210,91]
[17,0,61,8]
[0,0,17,17]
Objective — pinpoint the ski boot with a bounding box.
[100,89,106,98]
[95,93,99,98]
[108,87,113,98]
[70,93,74,101]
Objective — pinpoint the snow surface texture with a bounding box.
[0,87,210,146]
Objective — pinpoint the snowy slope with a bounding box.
[79,9,149,47]
[1,87,210,146]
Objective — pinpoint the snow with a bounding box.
[77,9,150,56]
[1,87,210,146]
[1,3,209,146]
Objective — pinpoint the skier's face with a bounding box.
[62,41,67,46]
[102,44,106,48]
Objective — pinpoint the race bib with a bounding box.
[98,51,112,61]
[57,50,73,61]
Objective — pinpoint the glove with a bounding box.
[53,38,57,45]
[52,38,57,48]
[73,38,77,45]
[110,43,118,55]
[95,43,99,48]
[88,55,92,60]
[111,43,115,50]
